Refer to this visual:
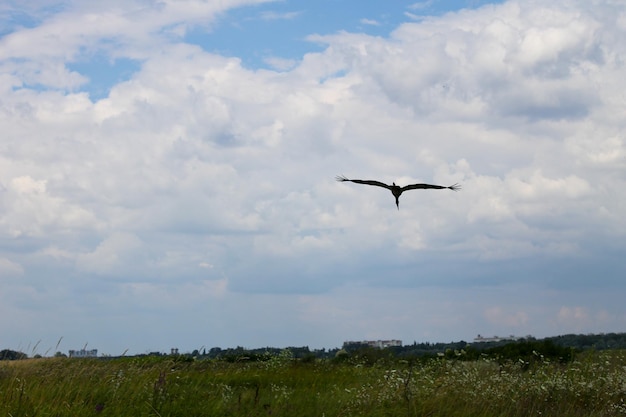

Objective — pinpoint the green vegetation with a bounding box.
[0,349,27,361]
[1,345,626,416]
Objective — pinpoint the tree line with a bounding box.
[3,332,626,362]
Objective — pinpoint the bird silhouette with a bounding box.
[336,175,460,209]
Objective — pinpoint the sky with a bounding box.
[1,0,625,357]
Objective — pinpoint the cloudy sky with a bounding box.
[1,0,625,356]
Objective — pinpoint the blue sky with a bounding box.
[64,1,509,99]
[196,1,506,67]
[1,0,625,356]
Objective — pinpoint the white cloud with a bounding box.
[484,306,529,327]
[10,176,47,194]
[360,18,380,26]
[75,232,143,275]
[555,306,594,332]
[258,10,301,21]
[408,1,434,11]
[1,174,100,238]
[263,56,298,71]
[1,0,626,353]
[0,258,24,277]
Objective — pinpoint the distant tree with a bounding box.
[287,346,311,358]
[548,333,626,350]
[299,353,317,364]
[0,349,27,360]
[208,347,222,358]
[480,339,577,366]
[54,351,67,358]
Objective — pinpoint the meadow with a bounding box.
[1,348,625,417]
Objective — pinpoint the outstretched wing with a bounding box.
[401,182,461,192]
[335,175,392,190]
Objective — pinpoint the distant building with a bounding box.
[473,334,527,343]
[68,349,98,358]
[343,339,402,350]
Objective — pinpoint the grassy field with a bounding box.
[1,349,625,417]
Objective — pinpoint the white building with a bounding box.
[68,349,98,358]
[343,339,402,349]
[473,334,525,343]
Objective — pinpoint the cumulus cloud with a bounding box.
[1,0,626,352]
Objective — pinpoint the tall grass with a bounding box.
[1,350,625,416]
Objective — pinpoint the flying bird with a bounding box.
[336,175,461,209]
